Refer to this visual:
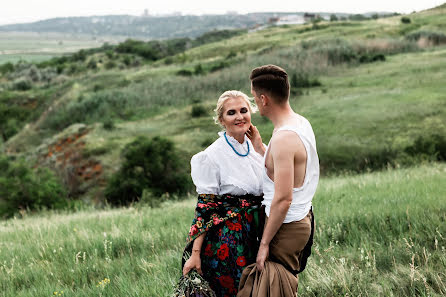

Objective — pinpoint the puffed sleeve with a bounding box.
[190,151,220,194]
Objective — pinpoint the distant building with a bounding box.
[304,13,321,22]
[276,14,305,25]
[268,17,280,24]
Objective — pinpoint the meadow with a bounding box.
[1,5,446,296]
[0,163,445,296]
[0,32,121,64]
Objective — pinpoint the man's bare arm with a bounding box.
[256,131,299,270]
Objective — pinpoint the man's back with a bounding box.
[262,114,319,223]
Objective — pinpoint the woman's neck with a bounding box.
[226,131,245,144]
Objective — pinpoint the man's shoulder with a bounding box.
[271,130,305,155]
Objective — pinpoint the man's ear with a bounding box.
[260,94,269,106]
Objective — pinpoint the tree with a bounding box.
[105,136,191,206]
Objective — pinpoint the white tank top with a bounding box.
[262,116,320,223]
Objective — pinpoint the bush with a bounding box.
[105,136,191,206]
[359,53,386,63]
[192,29,247,47]
[191,104,208,117]
[87,58,97,69]
[300,38,358,65]
[401,17,411,24]
[406,31,446,45]
[404,134,446,161]
[291,73,322,90]
[12,77,33,91]
[102,119,116,130]
[176,69,193,76]
[43,90,139,130]
[0,155,67,218]
[105,61,116,69]
[194,64,204,75]
[0,62,14,74]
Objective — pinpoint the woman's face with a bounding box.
[220,97,251,137]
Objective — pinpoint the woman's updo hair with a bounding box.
[213,90,257,127]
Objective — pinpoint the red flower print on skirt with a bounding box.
[236,256,246,266]
[204,244,213,257]
[217,243,229,260]
[218,275,234,289]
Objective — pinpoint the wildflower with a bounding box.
[96,277,111,288]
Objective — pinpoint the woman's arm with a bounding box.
[183,232,206,275]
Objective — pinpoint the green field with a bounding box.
[1,5,446,296]
[0,163,445,296]
[0,32,122,63]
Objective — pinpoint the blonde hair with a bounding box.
[213,90,257,127]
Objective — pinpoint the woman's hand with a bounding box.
[246,124,265,156]
[183,253,203,276]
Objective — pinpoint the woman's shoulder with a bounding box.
[191,137,224,165]
[200,136,225,155]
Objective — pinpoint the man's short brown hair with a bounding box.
[250,64,290,104]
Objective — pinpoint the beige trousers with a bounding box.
[237,211,313,297]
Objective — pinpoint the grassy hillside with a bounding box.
[1,7,446,204]
[0,163,444,296]
[0,32,119,64]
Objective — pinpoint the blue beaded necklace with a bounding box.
[224,132,250,157]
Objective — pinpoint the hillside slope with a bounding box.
[1,7,446,202]
[0,163,444,296]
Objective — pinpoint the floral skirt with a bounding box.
[200,209,260,297]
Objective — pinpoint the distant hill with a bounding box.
[0,13,282,39]
[0,12,353,40]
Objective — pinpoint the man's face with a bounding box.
[250,84,264,116]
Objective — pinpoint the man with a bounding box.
[238,65,319,297]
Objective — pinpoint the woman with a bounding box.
[182,90,265,297]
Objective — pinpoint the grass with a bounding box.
[0,32,120,64]
[0,163,445,296]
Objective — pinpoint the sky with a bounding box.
[1,0,445,25]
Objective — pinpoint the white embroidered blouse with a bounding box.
[191,132,264,196]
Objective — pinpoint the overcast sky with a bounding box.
[1,0,444,25]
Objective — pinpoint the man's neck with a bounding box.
[267,102,296,129]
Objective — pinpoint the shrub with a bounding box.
[192,29,246,47]
[176,69,193,76]
[404,134,446,161]
[105,136,191,206]
[209,61,229,72]
[43,90,138,130]
[406,31,446,45]
[102,118,116,130]
[12,77,33,91]
[191,104,208,117]
[194,64,204,75]
[401,17,411,24]
[87,58,97,69]
[0,62,14,74]
[291,73,322,89]
[359,53,386,63]
[105,61,116,69]
[0,155,67,218]
[226,51,237,59]
[300,38,358,65]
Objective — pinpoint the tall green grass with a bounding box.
[1,163,445,296]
